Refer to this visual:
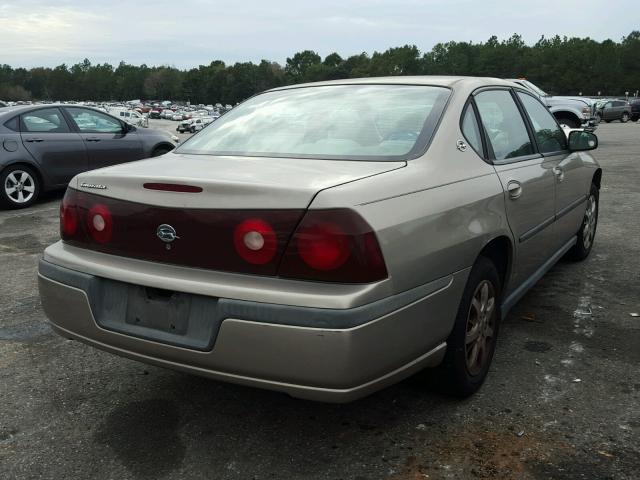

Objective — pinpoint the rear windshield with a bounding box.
[176,84,450,161]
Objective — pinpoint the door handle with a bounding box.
[506,180,522,199]
[24,138,43,143]
[553,166,565,182]
[85,137,101,142]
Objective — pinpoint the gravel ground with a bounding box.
[0,122,639,480]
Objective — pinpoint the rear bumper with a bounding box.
[38,259,467,402]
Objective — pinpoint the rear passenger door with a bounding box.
[64,107,144,170]
[474,89,556,289]
[20,107,88,185]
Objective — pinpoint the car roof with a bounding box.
[0,104,101,120]
[269,75,516,92]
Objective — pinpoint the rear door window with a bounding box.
[475,90,534,161]
[517,92,567,154]
[21,108,70,133]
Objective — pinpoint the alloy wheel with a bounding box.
[4,170,36,204]
[465,280,496,376]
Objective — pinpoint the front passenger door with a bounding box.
[516,92,590,249]
[475,89,556,289]
[64,107,144,170]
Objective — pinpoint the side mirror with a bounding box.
[568,131,598,152]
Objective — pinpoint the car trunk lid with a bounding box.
[74,152,405,209]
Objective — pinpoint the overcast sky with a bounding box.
[1,0,638,69]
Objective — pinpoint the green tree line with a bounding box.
[1,32,639,104]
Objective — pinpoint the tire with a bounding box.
[604,119,611,123]
[567,184,599,261]
[621,112,629,123]
[0,164,40,209]
[151,146,172,157]
[631,116,639,122]
[190,127,196,134]
[557,117,579,128]
[437,256,501,397]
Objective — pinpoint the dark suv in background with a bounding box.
[596,99,631,123]
[0,105,179,208]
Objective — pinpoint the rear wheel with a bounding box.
[621,112,629,123]
[567,184,599,261]
[437,256,501,397]
[0,165,40,209]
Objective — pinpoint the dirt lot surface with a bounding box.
[1,122,639,479]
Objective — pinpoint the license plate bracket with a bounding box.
[125,286,191,334]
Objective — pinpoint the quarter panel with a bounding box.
[354,174,509,293]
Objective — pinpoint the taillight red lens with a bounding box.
[86,204,113,244]
[233,218,277,265]
[279,209,388,283]
[297,222,350,270]
[60,202,78,237]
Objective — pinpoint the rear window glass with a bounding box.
[177,85,451,161]
[21,108,69,133]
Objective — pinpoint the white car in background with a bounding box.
[189,116,214,132]
[109,108,148,127]
[162,109,176,119]
[176,119,193,133]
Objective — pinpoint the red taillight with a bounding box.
[279,209,388,283]
[60,198,78,237]
[233,218,277,265]
[86,204,113,244]
[297,222,350,271]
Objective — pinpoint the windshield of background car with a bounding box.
[177,84,451,161]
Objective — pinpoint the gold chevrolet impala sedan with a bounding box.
[38,77,601,402]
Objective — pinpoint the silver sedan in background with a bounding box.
[38,77,600,402]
